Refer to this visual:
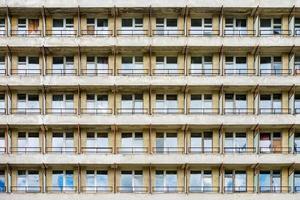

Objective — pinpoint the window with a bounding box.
[224,18,247,35]
[0,56,5,75]
[295,132,300,153]
[155,56,178,74]
[16,170,39,192]
[259,132,282,153]
[190,56,213,75]
[51,132,74,153]
[259,94,282,114]
[260,18,282,35]
[120,94,143,113]
[295,18,300,35]
[86,94,109,114]
[52,18,74,36]
[224,132,247,153]
[0,18,5,35]
[190,94,213,114]
[224,93,247,114]
[17,18,39,35]
[155,94,178,113]
[120,18,144,35]
[0,170,4,192]
[17,56,40,75]
[295,94,300,114]
[86,170,108,192]
[190,18,212,35]
[155,132,178,153]
[0,94,5,114]
[52,94,74,114]
[120,56,144,74]
[86,18,109,35]
[0,132,4,153]
[189,170,212,192]
[259,170,281,192]
[155,170,178,192]
[85,132,109,153]
[155,18,178,35]
[190,132,213,153]
[294,171,300,192]
[52,56,75,75]
[16,94,39,113]
[225,56,247,75]
[52,170,74,191]
[224,170,247,192]
[120,170,143,192]
[260,56,283,75]
[120,132,144,153]
[16,132,39,153]
[86,56,109,75]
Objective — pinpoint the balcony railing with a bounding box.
[188,108,219,114]
[224,69,256,76]
[11,186,41,193]
[152,29,185,36]
[117,108,148,114]
[152,186,184,193]
[224,147,256,153]
[258,186,290,193]
[46,108,77,115]
[11,69,41,75]
[0,186,6,192]
[0,69,6,75]
[188,69,219,76]
[46,69,77,76]
[81,29,113,36]
[153,69,185,75]
[152,147,185,154]
[11,30,42,37]
[293,186,300,193]
[0,30,6,36]
[152,108,184,114]
[224,186,255,193]
[46,147,77,153]
[117,186,148,193]
[188,147,220,154]
[81,147,113,154]
[259,29,290,36]
[81,69,113,76]
[223,108,255,115]
[223,29,256,36]
[188,29,219,36]
[295,108,300,114]
[10,147,41,153]
[0,147,6,153]
[0,108,6,115]
[117,29,148,36]
[46,30,77,36]
[260,69,291,76]
[10,108,41,115]
[118,69,148,76]
[188,186,219,193]
[117,147,148,154]
[46,186,77,192]
[81,108,112,115]
[259,147,291,154]
[80,186,113,193]
[258,108,290,114]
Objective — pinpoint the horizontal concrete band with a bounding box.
[0,114,298,125]
[0,75,299,87]
[0,193,299,200]
[1,154,300,165]
[0,36,299,48]
[1,0,299,8]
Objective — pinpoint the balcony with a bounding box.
[224,186,255,193]
[0,147,6,153]
[10,108,41,115]
[46,147,77,154]
[188,186,219,193]
[117,186,148,193]
[188,69,219,76]
[45,30,77,37]
[117,69,148,76]
[188,108,219,114]
[117,29,148,36]
[46,69,77,76]
[11,69,41,75]
[11,186,41,193]
[188,29,219,36]
[258,108,290,114]
[46,108,77,115]
[81,29,113,36]
[46,186,77,193]
[258,186,290,193]
[80,186,113,193]
[81,69,112,76]
[152,29,184,36]
[152,108,184,114]
[10,147,41,154]
[152,147,185,154]
[153,69,185,76]
[116,147,148,154]
[188,147,220,154]
[10,30,42,37]
[223,108,255,115]
[259,29,291,36]
[117,108,148,115]
[152,186,184,193]
[224,69,256,76]
[81,147,113,154]
[260,69,292,76]
[223,147,256,153]
[80,108,112,115]
[223,29,256,36]
[259,147,291,154]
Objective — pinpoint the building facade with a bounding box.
[0,0,300,200]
